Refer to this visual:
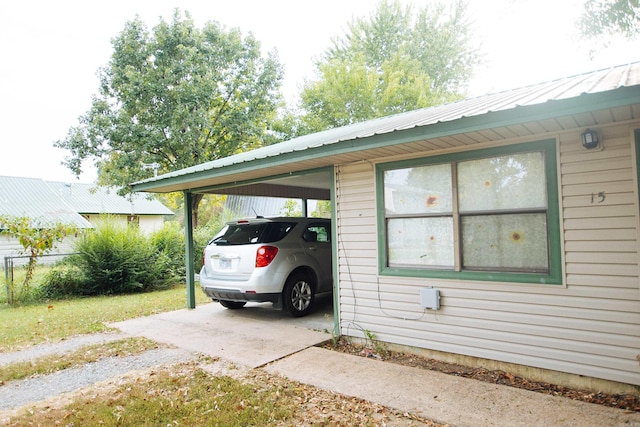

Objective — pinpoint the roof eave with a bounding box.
[131,85,640,194]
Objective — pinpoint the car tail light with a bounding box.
[256,246,278,267]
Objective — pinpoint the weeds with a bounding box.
[364,329,388,357]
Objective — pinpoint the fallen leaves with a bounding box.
[326,338,640,412]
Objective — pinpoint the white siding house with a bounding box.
[0,177,173,262]
[46,181,174,234]
[131,62,640,392]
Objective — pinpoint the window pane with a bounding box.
[461,213,549,271]
[458,152,546,212]
[384,164,452,214]
[388,217,454,268]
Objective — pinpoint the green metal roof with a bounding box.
[131,61,640,195]
[0,177,173,228]
[46,181,174,215]
[0,176,92,228]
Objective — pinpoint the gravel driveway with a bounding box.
[0,332,195,413]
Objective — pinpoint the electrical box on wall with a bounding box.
[419,287,440,310]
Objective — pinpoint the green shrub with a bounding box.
[150,221,186,281]
[38,264,87,299]
[70,219,173,295]
[193,223,219,272]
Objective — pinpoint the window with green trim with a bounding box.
[377,139,561,284]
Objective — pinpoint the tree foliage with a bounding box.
[293,0,479,134]
[55,10,284,226]
[578,0,640,39]
[0,215,76,304]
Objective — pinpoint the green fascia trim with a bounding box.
[375,139,563,285]
[328,167,340,336]
[132,86,640,194]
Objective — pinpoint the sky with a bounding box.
[1,0,638,184]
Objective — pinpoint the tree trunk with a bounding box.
[191,193,204,228]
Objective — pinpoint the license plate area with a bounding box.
[210,253,240,272]
[219,258,232,270]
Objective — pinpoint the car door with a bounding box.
[302,221,332,292]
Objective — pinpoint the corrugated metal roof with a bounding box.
[45,181,174,215]
[0,177,173,228]
[0,176,91,228]
[133,61,640,192]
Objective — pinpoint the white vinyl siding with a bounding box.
[335,123,640,386]
[84,214,166,234]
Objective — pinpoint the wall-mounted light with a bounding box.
[581,128,599,149]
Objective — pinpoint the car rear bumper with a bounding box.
[201,286,280,303]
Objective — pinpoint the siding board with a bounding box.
[562,166,631,185]
[565,252,638,264]
[564,228,636,241]
[564,216,636,229]
[565,239,638,254]
[561,180,635,196]
[566,274,639,288]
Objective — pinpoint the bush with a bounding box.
[67,219,173,295]
[150,222,186,281]
[194,223,220,272]
[38,264,87,299]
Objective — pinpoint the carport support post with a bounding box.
[184,191,196,309]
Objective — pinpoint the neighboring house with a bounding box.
[131,62,640,393]
[0,176,173,261]
[0,176,92,261]
[46,180,174,234]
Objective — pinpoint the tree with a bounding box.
[55,10,284,227]
[578,0,640,39]
[294,0,479,134]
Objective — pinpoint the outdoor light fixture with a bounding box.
[581,128,599,149]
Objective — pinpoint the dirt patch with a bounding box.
[324,338,640,412]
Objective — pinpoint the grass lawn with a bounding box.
[0,284,211,352]
[0,285,432,426]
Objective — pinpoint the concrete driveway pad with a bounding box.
[265,346,640,427]
[109,300,640,426]
[109,302,332,368]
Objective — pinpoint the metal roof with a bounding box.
[132,61,640,195]
[46,181,174,215]
[0,176,92,228]
[0,176,173,228]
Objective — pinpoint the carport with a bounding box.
[129,130,349,329]
[129,114,433,329]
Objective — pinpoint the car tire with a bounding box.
[218,300,247,309]
[283,272,315,317]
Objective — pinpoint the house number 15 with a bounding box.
[591,192,606,204]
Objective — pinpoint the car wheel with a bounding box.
[283,272,315,317]
[218,300,247,309]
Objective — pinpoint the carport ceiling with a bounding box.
[192,169,331,200]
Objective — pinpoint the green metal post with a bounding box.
[184,191,196,309]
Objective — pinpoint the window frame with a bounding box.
[376,139,562,285]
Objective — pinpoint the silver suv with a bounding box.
[199,217,332,317]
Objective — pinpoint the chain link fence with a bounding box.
[3,253,76,303]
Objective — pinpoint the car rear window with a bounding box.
[212,222,296,245]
